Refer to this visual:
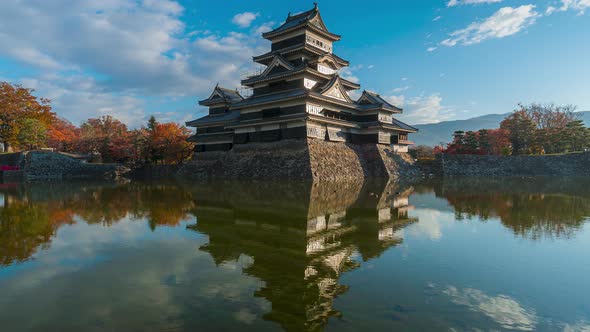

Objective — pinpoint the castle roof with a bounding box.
[391,118,418,132]
[357,90,402,113]
[186,110,240,127]
[198,85,243,106]
[262,4,341,41]
[253,43,349,66]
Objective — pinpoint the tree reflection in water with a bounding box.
[0,182,196,266]
[432,177,590,240]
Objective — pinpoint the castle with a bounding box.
[186,4,416,155]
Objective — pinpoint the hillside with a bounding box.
[412,111,590,147]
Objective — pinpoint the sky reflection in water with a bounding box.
[0,178,589,331]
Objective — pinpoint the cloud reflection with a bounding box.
[443,286,537,331]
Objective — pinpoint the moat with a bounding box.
[1,178,590,331]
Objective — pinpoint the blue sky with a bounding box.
[0,0,589,126]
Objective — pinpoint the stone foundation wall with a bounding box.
[439,152,590,176]
[178,138,417,181]
[178,139,312,181]
[24,151,128,181]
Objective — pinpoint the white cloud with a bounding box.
[557,0,590,14]
[254,21,276,35]
[19,74,148,127]
[387,93,456,124]
[0,0,267,126]
[392,86,410,93]
[441,5,540,47]
[339,67,360,84]
[546,6,558,15]
[447,0,503,7]
[232,12,259,28]
[427,46,438,52]
[433,15,442,21]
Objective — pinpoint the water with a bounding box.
[1,178,589,331]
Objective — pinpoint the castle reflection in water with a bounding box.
[187,180,416,331]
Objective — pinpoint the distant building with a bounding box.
[187,4,417,153]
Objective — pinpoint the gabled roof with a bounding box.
[253,43,349,66]
[311,53,349,69]
[198,85,243,106]
[262,4,341,41]
[317,75,353,103]
[357,90,402,113]
[242,65,308,87]
[259,55,295,77]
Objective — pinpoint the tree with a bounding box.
[409,145,435,160]
[78,116,130,162]
[520,103,577,130]
[464,131,478,153]
[147,115,158,132]
[500,111,537,155]
[565,120,589,152]
[151,122,193,164]
[516,103,578,154]
[487,129,511,155]
[17,118,47,150]
[0,82,54,150]
[47,118,79,152]
[478,129,491,154]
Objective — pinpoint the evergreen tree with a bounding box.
[565,120,587,152]
[478,129,490,154]
[147,115,158,132]
[465,131,478,153]
[500,111,537,155]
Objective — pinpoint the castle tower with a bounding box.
[187,4,417,153]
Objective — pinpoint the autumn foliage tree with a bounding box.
[442,129,510,155]
[77,116,131,163]
[47,118,79,152]
[0,81,55,150]
[0,81,194,162]
[443,103,588,156]
[143,119,193,164]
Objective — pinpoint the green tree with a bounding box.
[17,118,47,150]
[147,115,158,132]
[500,111,537,155]
[565,120,588,152]
[478,129,491,154]
[464,131,478,153]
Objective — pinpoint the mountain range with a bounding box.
[411,111,590,147]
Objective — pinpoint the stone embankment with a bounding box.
[0,151,128,182]
[438,152,590,176]
[178,138,418,181]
